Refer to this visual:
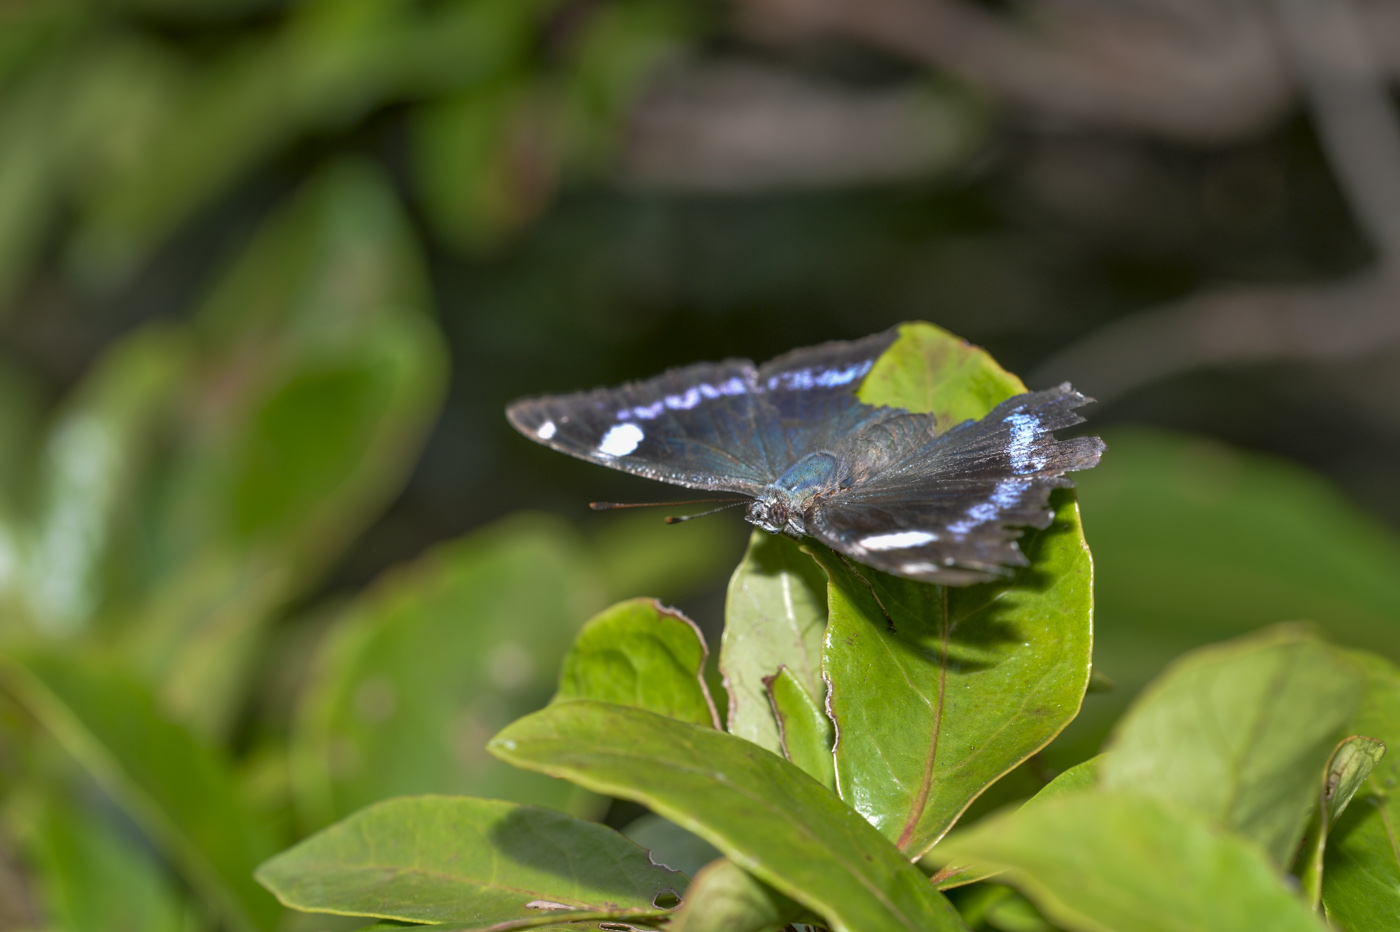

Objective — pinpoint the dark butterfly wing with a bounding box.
[505,329,901,494]
[811,384,1104,584]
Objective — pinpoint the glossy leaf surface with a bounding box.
[256,796,681,926]
[1100,626,1362,866]
[935,793,1326,932]
[817,491,1092,856]
[765,665,835,791]
[1323,652,1400,931]
[490,701,970,932]
[555,597,719,728]
[818,321,1094,856]
[721,531,828,754]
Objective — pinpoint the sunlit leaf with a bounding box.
[256,796,682,928]
[764,665,835,791]
[554,597,719,728]
[721,531,827,755]
[810,322,1095,857]
[816,490,1092,858]
[490,701,970,932]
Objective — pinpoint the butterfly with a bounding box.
[505,328,1104,585]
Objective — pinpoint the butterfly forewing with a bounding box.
[506,360,774,492]
[505,328,903,493]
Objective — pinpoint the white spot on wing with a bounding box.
[860,530,939,551]
[598,423,644,457]
[536,420,557,440]
[1004,412,1047,474]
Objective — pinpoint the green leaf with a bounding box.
[721,530,828,755]
[1,650,280,932]
[1066,428,1400,764]
[811,321,1094,856]
[764,665,835,791]
[933,793,1326,932]
[856,321,1024,426]
[815,490,1092,857]
[924,755,1103,890]
[554,597,719,728]
[490,701,970,932]
[1099,625,1363,867]
[255,796,682,927]
[1322,652,1400,930]
[292,513,606,831]
[669,858,812,932]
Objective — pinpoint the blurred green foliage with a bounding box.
[1,0,1398,930]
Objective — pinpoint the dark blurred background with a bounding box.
[2,1,1400,929]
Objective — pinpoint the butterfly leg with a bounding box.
[834,551,897,632]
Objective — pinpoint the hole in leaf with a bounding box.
[653,889,682,909]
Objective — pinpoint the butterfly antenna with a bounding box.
[665,500,750,524]
[590,497,747,511]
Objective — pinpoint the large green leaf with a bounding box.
[857,322,1025,425]
[669,858,812,932]
[934,793,1326,932]
[256,796,681,927]
[813,321,1093,856]
[293,513,607,831]
[490,701,970,932]
[1066,428,1400,763]
[721,531,828,754]
[554,597,719,728]
[816,490,1092,857]
[1099,626,1362,867]
[1,651,280,932]
[1322,651,1400,931]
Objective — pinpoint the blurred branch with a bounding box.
[735,0,1297,143]
[1032,0,1400,399]
[621,63,977,191]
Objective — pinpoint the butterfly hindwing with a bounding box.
[811,384,1104,584]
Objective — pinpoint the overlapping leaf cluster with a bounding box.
[253,324,1400,932]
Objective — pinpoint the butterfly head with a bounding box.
[746,490,807,539]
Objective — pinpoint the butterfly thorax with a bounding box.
[745,451,846,539]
